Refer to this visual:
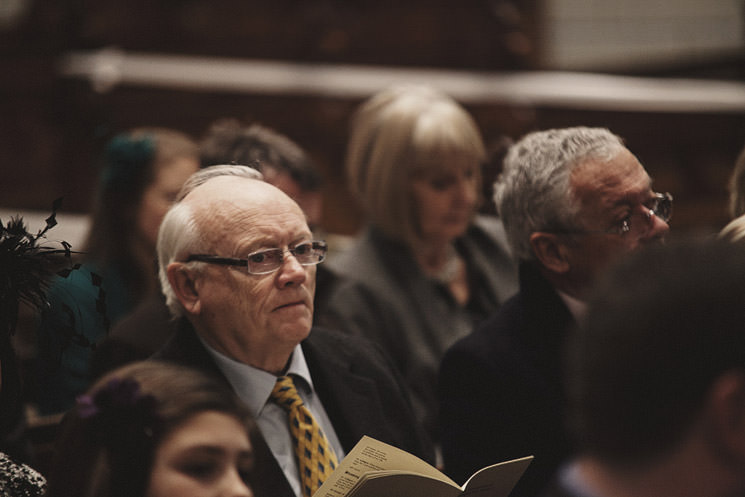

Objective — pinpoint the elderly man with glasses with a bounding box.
[153,172,434,497]
[438,127,671,497]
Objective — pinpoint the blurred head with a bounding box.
[495,127,669,296]
[727,143,745,219]
[720,213,745,243]
[175,164,264,202]
[46,361,254,497]
[85,127,199,274]
[346,85,485,249]
[200,119,323,230]
[147,410,253,497]
[567,238,745,473]
[158,177,320,373]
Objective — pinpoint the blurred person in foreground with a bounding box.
[36,128,199,414]
[46,361,254,497]
[542,237,745,497]
[319,85,519,446]
[439,127,671,496]
[725,141,745,220]
[153,173,433,497]
[717,142,745,242]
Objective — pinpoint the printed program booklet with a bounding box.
[314,435,533,497]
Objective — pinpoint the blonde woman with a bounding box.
[320,85,518,443]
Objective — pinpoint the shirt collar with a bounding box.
[197,336,314,417]
[557,288,588,323]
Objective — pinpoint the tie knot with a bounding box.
[271,375,304,411]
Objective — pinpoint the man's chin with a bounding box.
[277,320,313,342]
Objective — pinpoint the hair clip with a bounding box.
[77,377,161,440]
[102,133,155,191]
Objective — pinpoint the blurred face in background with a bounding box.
[562,148,670,292]
[410,155,479,246]
[146,410,253,497]
[261,165,323,233]
[137,156,200,250]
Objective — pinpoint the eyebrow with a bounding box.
[610,181,655,206]
[243,234,313,253]
[177,445,254,460]
[178,445,225,457]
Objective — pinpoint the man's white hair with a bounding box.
[157,164,263,317]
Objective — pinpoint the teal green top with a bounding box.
[35,262,135,414]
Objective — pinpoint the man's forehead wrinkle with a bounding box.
[188,200,237,250]
[571,153,650,206]
[194,196,308,252]
[180,175,309,251]
[570,161,616,205]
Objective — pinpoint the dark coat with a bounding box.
[438,262,575,496]
[91,264,342,379]
[153,319,435,497]
[321,216,518,440]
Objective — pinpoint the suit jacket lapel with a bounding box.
[154,320,297,497]
[301,327,389,453]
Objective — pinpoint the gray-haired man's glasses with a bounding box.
[549,192,673,237]
[186,240,327,275]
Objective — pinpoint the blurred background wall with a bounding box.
[1,0,744,239]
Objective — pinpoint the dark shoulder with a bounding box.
[447,291,526,357]
[151,319,204,364]
[468,215,511,246]
[303,325,381,357]
[302,325,401,378]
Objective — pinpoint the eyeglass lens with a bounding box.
[625,193,672,235]
[247,242,326,274]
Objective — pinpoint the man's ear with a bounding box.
[167,262,202,315]
[529,232,571,274]
[706,370,745,463]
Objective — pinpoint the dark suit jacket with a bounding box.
[92,265,342,380]
[90,293,174,379]
[153,319,435,497]
[438,262,575,497]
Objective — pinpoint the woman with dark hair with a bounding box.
[36,128,199,415]
[45,361,254,497]
[85,128,200,298]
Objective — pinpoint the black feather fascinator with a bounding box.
[0,199,81,452]
[0,198,75,341]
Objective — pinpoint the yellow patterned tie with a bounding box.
[271,375,339,497]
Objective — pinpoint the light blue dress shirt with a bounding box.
[558,460,604,497]
[199,338,345,497]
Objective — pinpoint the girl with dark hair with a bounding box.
[46,361,254,497]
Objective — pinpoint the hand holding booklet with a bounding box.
[314,436,532,497]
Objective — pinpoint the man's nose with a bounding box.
[223,468,253,497]
[276,250,307,286]
[643,209,670,239]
